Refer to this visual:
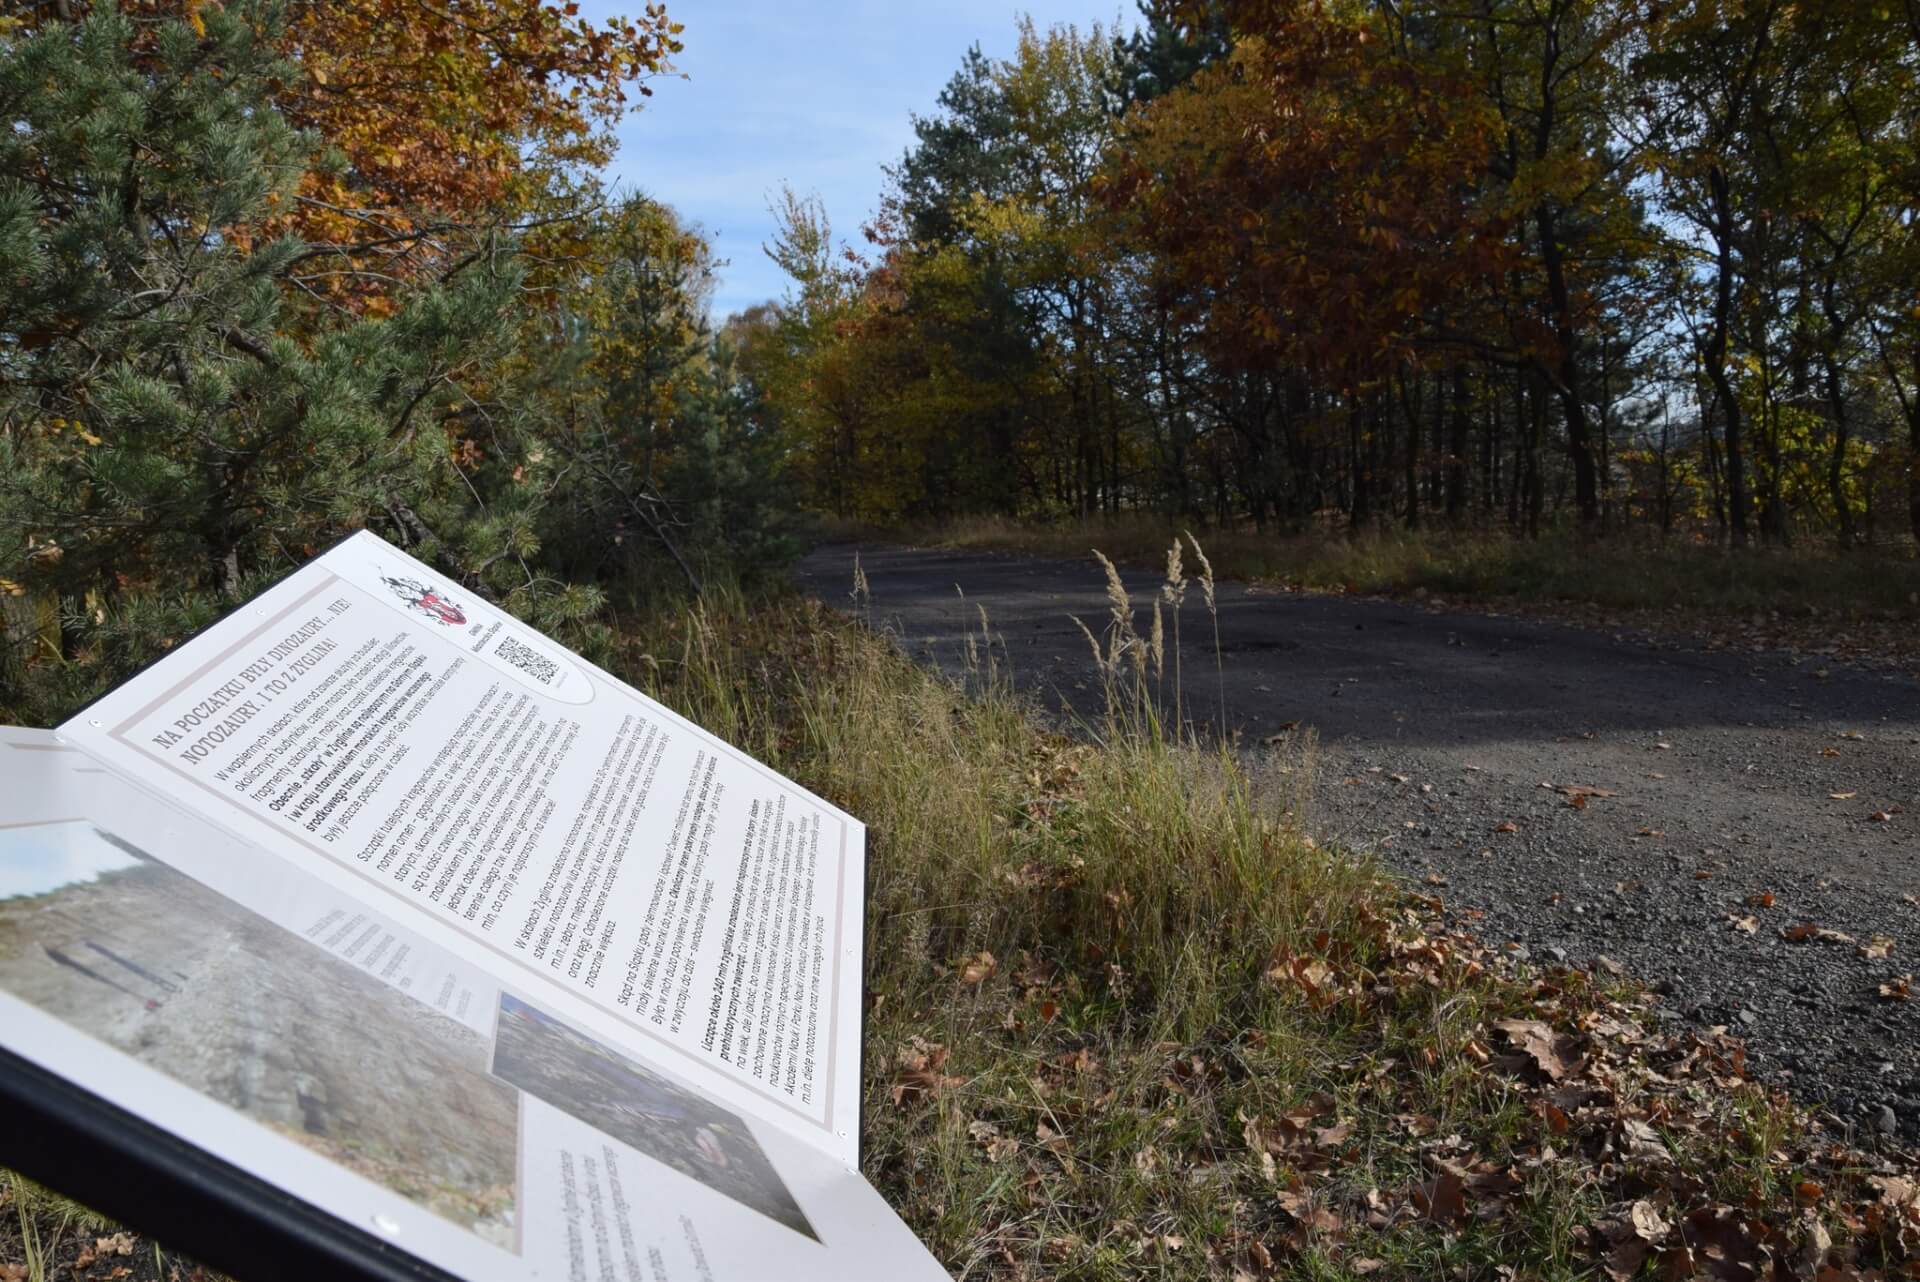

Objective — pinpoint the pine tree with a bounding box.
[0,3,553,717]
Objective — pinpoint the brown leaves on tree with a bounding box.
[1104,5,1517,381]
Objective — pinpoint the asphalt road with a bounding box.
[795,541,1920,1141]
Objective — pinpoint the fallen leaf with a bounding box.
[1494,820,1519,834]
[1618,1117,1668,1160]
[1276,1186,1342,1232]
[959,951,997,984]
[891,1040,963,1105]
[1879,975,1912,1001]
[1781,922,1854,944]
[1491,1018,1584,1080]
[1727,914,1760,934]
[1830,791,1858,800]
[1860,934,1896,959]
[1544,782,1620,799]
[1412,1169,1468,1223]
[1745,890,1775,909]
[1628,1199,1673,1242]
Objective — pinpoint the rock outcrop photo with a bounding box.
[0,821,520,1249]
[492,992,815,1241]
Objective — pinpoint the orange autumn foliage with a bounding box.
[19,0,683,310]
[1107,3,1515,381]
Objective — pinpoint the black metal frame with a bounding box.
[0,1043,460,1282]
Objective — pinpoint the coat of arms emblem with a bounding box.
[381,574,467,627]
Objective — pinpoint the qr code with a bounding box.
[495,635,557,686]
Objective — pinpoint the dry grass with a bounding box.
[0,1171,199,1282]
[905,514,1920,624]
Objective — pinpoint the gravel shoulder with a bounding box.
[796,541,1920,1141]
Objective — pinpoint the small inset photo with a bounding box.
[0,820,521,1249]
[491,992,817,1241]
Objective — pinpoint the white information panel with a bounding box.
[0,532,945,1281]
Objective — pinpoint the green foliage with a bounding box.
[1107,0,1231,109]
[761,4,1920,556]
[0,6,787,723]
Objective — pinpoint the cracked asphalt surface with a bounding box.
[795,542,1920,1142]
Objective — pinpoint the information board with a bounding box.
[0,532,946,1282]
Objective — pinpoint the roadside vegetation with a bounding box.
[900,517,1920,617]
[593,566,1920,1280]
[873,516,1920,668]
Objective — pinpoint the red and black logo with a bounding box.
[381,574,467,627]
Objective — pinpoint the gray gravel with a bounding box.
[795,542,1920,1141]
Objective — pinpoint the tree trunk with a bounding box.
[1821,349,1855,551]
[1535,203,1600,528]
[1447,366,1470,523]
[1705,165,1750,548]
[1526,372,1546,539]
[1350,396,1373,529]
[1400,371,1421,532]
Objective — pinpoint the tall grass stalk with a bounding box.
[1185,531,1223,738]
[1162,538,1186,734]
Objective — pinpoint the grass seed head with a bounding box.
[1184,531,1216,612]
[1071,614,1109,676]
[1150,598,1165,682]
[1093,549,1131,633]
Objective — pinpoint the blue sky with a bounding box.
[0,821,138,901]
[583,2,1136,321]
